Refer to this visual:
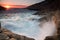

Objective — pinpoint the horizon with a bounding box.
[1,4,28,8]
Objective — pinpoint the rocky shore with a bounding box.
[27,0,60,40]
[0,27,34,40]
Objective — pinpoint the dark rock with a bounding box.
[0,33,9,40]
[0,6,6,11]
[27,0,60,11]
[44,11,60,40]
[57,34,60,40]
[45,36,54,40]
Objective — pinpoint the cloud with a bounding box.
[1,0,44,6]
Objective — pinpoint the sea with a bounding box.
[0,8,56,40]
[0,8,41,40]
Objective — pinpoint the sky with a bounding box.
[0,0,44,6]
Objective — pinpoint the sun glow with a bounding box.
[3,5,11,9]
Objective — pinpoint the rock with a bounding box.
[27,0,60,39]
[0,6,6,11]
[9,38,16,40]
[44,11,60,40]
[45,36,54,40]
[0,27,35,40]
[0,33,9,40]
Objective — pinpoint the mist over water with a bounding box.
[37,20,56,40]
[1,10,56,40]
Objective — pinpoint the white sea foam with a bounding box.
[1,12,56,40]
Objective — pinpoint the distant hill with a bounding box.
[27,0,60,11]
[0,6,6,11]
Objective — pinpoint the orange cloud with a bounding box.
[1,4,28,8]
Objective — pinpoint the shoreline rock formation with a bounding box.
[0,22,35,40]
[0,27,35,40]
[27,0,60,40]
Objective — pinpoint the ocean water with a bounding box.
[0,9,56,40]
[1,9,41,40]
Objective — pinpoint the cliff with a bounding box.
[27,0,60,40]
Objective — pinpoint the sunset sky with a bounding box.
[1,0,44,6]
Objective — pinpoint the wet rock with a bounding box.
[0,27,35,40]
[0,33,9,40]
[45,36,54,40]
[44,11,60,40]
